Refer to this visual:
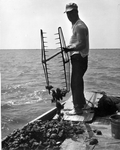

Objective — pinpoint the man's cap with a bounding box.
[64,3,78,13]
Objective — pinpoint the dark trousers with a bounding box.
[71,54,88,110]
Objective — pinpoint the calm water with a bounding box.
[1,49,120,138]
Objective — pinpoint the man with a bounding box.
[63,3,89,115]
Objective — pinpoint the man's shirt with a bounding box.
[69,19,89,57]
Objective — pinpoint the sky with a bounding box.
[1,0,120,49]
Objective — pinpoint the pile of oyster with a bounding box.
[2,119,85,150]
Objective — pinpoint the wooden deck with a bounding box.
[59,91,120,150]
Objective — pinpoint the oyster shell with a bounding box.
[2,119,85,150]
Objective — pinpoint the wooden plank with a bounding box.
[60,91,103,122]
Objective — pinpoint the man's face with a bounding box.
[66,10,77,23]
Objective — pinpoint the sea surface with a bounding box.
[1,49,120,139]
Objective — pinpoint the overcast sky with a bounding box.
[1,0,120,49]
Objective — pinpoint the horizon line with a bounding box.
[0,48,120,50]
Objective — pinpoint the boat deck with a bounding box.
[2,91,120,150]
[59,91,120,150]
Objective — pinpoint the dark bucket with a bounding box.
[110,114,120,139]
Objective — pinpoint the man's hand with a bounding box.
[63,45,75,53]
[63,47,69,53]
